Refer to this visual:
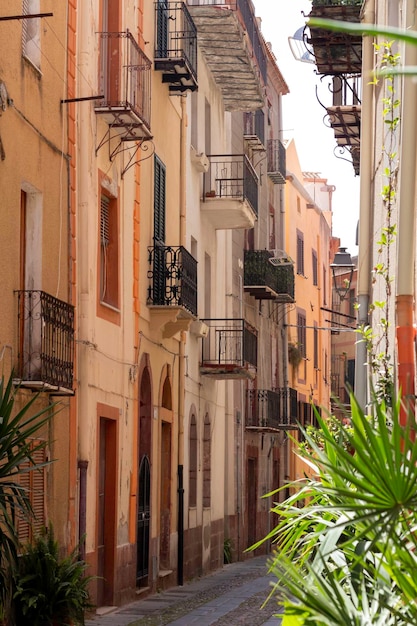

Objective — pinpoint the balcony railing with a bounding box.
[154,2,198,92]
[15,291,74,394]
[307,2,362,75]
[246,387,298,431]
[200,319,257,379]
[147,245,197,316]
[244,110,265,149]
[267,139,286,184]
[203,155,258,216]
[95,31,152,138]
[244,250,295,302]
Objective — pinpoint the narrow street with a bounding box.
[86,556,283,626]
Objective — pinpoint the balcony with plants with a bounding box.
[246,387,299,431]
[15,290,75,395]
[95,31,152,141]
[147,245,197,337]
[202,154,258,229]
[307,0,363,75]
[154,1,198,93]
[200,319,257,380]
[187,0,266,111]
[244,250,295,303]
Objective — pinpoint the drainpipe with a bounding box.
[77,7,92,546]
[354,0,375,410]
[177,95,187,585]
[396,0,417,423]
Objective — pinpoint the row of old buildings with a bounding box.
[0,0,342,611]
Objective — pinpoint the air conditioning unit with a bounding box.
[268,250,294,266]
[190,320,209,338]
[190,146,210,173]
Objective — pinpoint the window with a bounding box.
[297,312,306,358]
[189,413,197,508]
[99,192,119,309]
[154,156,166,245]
[323,266,327,306]
[312,250,318,286]
[203,414,211,508]
[296,231,304,276]
[313,323,318,369]
[22,0,41,69]
[17,441,47,543]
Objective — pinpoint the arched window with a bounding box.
[189,413,197,508]
[203,413,211,508]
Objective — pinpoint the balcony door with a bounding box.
[156,0,169,58]
[153,156,166,305]
[101,0,121,104]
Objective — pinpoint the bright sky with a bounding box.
[253,0,360,256]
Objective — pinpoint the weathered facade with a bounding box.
[0,0,340,616]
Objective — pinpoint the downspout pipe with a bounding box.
[354,0,375,410]
[396,0,417,423]
[177,95,187,585]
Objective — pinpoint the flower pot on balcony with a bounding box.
[205,190,216,198]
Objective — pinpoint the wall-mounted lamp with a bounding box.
[330,247,355,301]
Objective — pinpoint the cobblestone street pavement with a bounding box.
[86,556,283,626]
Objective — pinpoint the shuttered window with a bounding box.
[154,156,166,245]
[99,193,119,309]
[312,250,318,286]
[22,0,41,69]
[296,231,304,276]
[297,312,307,359]
[17,442,47,543]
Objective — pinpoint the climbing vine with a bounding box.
[358,42,400,404]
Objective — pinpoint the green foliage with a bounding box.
[12,525,94,626]
[262,395,417,624]
[0,373,56,608]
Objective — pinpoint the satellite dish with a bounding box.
[288,26,315,64]
[269,250,294,266]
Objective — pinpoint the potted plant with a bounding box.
[12,525,93,625]
[288,343,303,369]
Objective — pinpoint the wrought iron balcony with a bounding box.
[244,110,265,150]
[147,245,197,335]
[307,0,363,75]
[15,291,74,395]
[154,2,198,93]
[246,387,298,431]
[267,139,286,184]
[202,155,258,229]
[244,250,295,303]
[200,319,257,379]
[187,0,265,110]
[95,31,152,140]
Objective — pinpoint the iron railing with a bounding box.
[154,2,197,83]
[204,155,258,216]
[267,140,286,184]
[244,110,265,146]
[187,0,267,83]
[96,31,151,130]
[201,319,257,369]
[312,0,362,6]
[246,388,298,430]
[331,74,361,106]
[244,250,295,301]
[147,245,197,316]
[16,290,74,391]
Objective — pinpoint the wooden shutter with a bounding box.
[17,441,46,544]
[154,156,166,245]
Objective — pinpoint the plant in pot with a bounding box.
[288,343,303,369]
[12,525,94,626]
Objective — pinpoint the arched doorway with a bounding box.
[137,366,152,584]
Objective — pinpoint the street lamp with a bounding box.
[330,247,355,302]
